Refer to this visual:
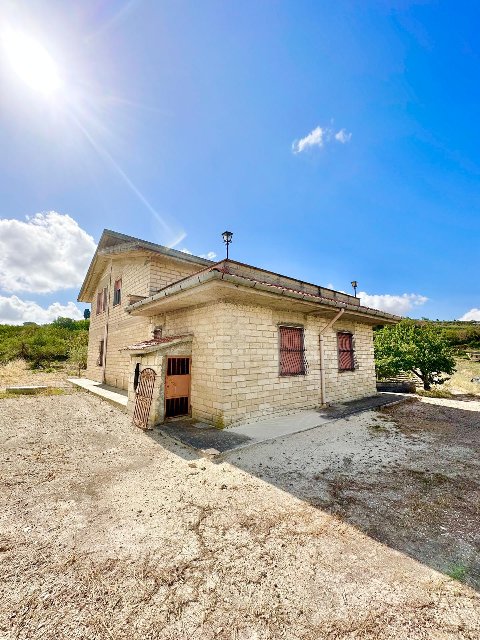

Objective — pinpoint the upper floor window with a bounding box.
[338,332,355,371]
[96,287,108,315]
[113,279,122,306]
[279,325,307,376]
[96,291,102,315]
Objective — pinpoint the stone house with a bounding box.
[78,229,399,428]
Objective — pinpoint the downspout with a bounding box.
[319,308,345,406]
[102,259,113,384]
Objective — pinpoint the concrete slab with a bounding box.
[157,393,410,455]
[159,420,251,454]
[227,393,409,447]
[68,378,128,410]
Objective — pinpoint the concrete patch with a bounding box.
[159,394,410,454]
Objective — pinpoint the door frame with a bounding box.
[164,355,192,419]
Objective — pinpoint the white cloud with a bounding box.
[0,212,96,293]
[180,247,217,260]
[459,308,480,321]
[292,126,327,153]
[292,125,352,153]
[335,128,352,144]
[359,292,428,316]
[0,295,83,325]
[201,251,217,260]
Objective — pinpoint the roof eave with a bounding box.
[126,270,401,324]
[77,229,214,303]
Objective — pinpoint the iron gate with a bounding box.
[132,367,156,429]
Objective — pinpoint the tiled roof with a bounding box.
[208,264,396,317]
[123,335,191,351]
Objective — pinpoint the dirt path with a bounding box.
[0,391,479,639]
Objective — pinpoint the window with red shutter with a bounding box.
[337,332,355,371]
[279,326,307,376]
[113,279,122,306]
[96,291,102,315]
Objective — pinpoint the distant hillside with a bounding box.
[416,320,480,354]
[0,317,89,369]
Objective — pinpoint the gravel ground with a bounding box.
[0,390,479,639]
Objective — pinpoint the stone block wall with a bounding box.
[149,256,204,295]
[85,257,151,388]
[150,301,377,427]
[85,253,204,390]
[149,304,224,426]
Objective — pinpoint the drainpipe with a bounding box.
[102,259,113,384]
[319,308,345,406]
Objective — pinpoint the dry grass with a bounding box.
[0,359,75,391]
[444,358,480,396]
[0,387,65,399]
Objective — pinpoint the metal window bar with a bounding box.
[167,357,190,376]
[338,332,355,371]
[279,326,307,375]
[165,396,189,418]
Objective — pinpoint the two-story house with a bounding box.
[78,229,399,428]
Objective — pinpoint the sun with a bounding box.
[2,28,62,96]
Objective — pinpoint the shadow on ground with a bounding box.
[149,396,480,591]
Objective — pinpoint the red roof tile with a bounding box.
[123,335,191,351]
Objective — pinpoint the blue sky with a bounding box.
[0,0,479,323]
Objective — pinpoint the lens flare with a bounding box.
[2,28,61,95]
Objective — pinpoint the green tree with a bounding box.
[374,319,456,390]
[68,331,89,375]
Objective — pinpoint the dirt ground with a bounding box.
[0,388,479,639]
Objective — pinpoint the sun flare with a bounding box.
[2,28,62,95]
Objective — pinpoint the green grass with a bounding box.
[416,387,455,399]
[446,564,469,582]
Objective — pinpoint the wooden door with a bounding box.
[165,357,191,418]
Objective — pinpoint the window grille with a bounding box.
[338,332,355,371]
[279,326,307,376]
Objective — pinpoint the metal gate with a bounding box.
[132,367,156,429]
[165,357,191,418]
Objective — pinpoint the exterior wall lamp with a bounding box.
[222,230,233,259]
[351,280,358,297]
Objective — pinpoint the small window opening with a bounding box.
[338,332,355,371]
[113,279,122,306]
[97,339,104,366]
